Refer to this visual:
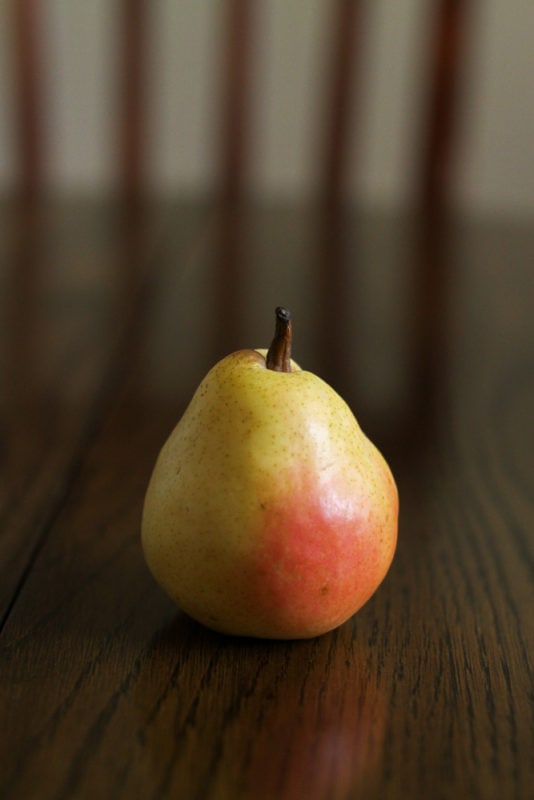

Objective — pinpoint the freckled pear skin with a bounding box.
[141,308,398,639]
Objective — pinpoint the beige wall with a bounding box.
[1,0,533,218]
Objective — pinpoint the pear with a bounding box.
[141,307,398,639]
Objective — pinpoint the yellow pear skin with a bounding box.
[141,308,398,639]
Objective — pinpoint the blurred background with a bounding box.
[1,0,533,219]
[1,0,534,448]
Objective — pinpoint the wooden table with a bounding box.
[1,197,533,799]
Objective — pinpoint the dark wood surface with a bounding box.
[0,197,533,800]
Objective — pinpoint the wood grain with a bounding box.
[0,199,202,627]
[0,201,533,799]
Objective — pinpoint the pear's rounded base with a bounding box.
[163,590,376,642]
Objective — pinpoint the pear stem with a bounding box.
[266,307,292,372]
